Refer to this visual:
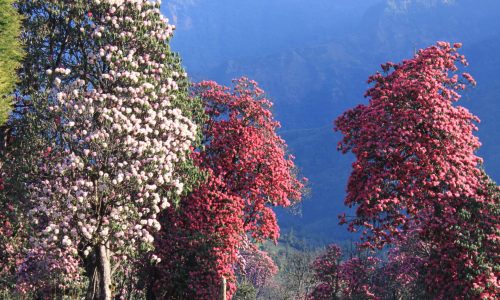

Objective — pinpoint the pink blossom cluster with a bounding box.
[18,0,198,291]
[335,42,499,298]
[237,237,278,289]
[309,245,381,300]
[154,79,304,299]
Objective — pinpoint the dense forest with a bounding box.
[0,0,498,299]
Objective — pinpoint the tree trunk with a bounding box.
[98,244,112,300]
[220,276,227,300]
[86,265,99,300]
[146,283,157,300]
[86,245,112,300]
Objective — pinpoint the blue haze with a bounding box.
[161,0,500,245]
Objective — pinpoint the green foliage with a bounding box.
[234,280,257,300]
[1,0,206,296]
[0,0,24,124]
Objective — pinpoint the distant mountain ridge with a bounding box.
[386,0,456,12]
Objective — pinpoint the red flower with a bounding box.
[154,78,305,299]
[335,42,499,299]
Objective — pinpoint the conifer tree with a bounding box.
[0,0,24,124]
[0,0,25,290]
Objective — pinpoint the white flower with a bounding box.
[25,0,200,269]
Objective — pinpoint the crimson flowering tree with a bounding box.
[381,248,422,293]
[308,245,380,300]
[0,123,32,291]
[152,172,244,299]
[308,244,342,300]
[335,41,499,298]
[154,78,305,299]
[197,78,304,241]
[4,0,202,298]
[0,194,20,290]
[431,172,500,299]
[340,256,380,299]
[370,232,428,299]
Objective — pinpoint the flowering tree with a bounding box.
[426,171,500,299]
[308,244,342,300]
[7,0,201,298]
[0,191,21,291]
[196,79,304,242]
[370,231,429,299]
[153,172,244,299]
[237,237,279,293]
[154,78,305,299]
[339,256,380,299]
[308,245,380,300]
[335,42,499,298]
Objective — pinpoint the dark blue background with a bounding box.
[161,0,500,245]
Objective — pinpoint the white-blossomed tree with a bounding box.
[2,0,203,298]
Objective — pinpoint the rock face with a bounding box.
[163,0,500,243]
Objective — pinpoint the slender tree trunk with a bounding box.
[86,245,112,300]
[86,260,99,300]
[98,244,112,300]
[146,283,157,300]
[220,276,227,300]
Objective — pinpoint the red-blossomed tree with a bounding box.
[339,256,380,299]
[373,231,428,299]
[335,41,499,298]
[154,78,305,299]
[152,172,244,299]
[0,187,20,291]
[308,244,342,300]
[308,245,381,300]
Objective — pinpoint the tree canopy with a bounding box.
[0,0,24,124]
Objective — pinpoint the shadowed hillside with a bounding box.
[163,0,500,243]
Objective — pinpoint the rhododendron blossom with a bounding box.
[154,78,305,299]
[339,256,380,299]
[308,245,381,300]
[335,42,499,299]
[308,244,342,299]
[237,237,278,290]
[13,0,200,298]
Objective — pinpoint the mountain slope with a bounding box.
[163,0,500,243]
